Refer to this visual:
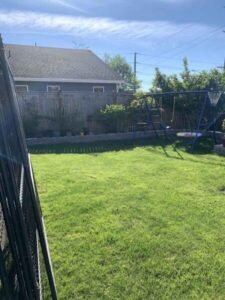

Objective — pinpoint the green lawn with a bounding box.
[31,140,225,299]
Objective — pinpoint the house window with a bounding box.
[93,86,104,93]
[47,85,61,92]
[15,85,29,92]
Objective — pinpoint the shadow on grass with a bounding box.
[28,136,214,157]
[174,137,225,167]
[28,138,158,154]
[28,137,225,167]
[174,137,215,155]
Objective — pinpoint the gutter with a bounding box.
[14,77,124,84]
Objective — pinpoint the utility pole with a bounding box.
[133,52,137,93]
[217,58,225,71]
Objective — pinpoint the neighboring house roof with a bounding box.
[5,44,123,84]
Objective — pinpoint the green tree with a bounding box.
[151,58,225,111]
[104,54,141,91]
[152,58,225,92]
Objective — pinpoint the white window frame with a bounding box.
[93,86,104,93]
[47,85,61,92]
[15,85,29,92]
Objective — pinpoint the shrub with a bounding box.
[222,119,225,132]
[127,97,156,124]
[96,104,126,133]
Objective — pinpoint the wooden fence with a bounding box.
[17,91,200,138]
[17,91,132,137]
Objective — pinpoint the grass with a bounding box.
[31,139,225,299]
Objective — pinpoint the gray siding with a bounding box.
[15,81,117,92]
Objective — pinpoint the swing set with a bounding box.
[134,90,225,151]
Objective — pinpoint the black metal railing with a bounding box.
[0,36,57,299]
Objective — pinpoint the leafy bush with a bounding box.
[96,104,126,133]
[127,97,160,125]
[96,98,155,133]
[222,119,225,132]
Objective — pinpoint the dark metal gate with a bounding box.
[0,36,57,299]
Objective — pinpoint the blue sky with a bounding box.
[1,0,225,90]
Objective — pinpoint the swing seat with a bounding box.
[176,132,203,138]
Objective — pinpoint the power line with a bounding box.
[151,26,225,65]
[137,60,217,71]
[137,23,194,57]
[95,27,224,68]
[137,25,224,69]
[138,53,221,66]
[217,58,225,70]
[137,62,185,71]
[97,49,222,66]
[137,70,155,74]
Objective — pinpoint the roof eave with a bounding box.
[14,77,124,84]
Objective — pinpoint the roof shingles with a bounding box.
[5,44,122,83]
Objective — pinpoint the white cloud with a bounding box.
[48,0,88,13]
[157,0,191,3]
[0,10,214,41]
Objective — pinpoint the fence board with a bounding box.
[17,91,132,136]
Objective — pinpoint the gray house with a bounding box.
[5,44,123,93]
